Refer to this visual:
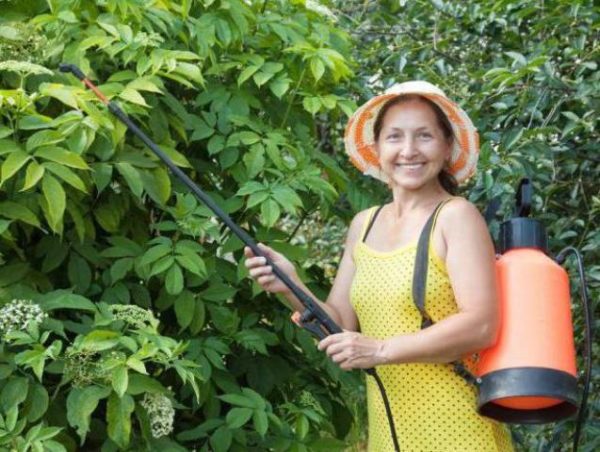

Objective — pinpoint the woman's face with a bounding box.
[375,99,452,191]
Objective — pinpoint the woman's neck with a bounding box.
[387,182,451,219]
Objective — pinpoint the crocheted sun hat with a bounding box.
[344,81,479,184]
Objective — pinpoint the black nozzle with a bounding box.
[58,63,85,80]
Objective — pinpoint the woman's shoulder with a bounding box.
[440,196,484,221]
[438,196,491,240]
[346,206,381,243]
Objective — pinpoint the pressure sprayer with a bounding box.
[58,63,401,451]
[477,179,593,452]
[59,64,591,452]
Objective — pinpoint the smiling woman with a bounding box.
[244,81,513,451]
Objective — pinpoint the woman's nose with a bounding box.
[399,136,418,158]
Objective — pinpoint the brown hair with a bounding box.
[373,94,459,195]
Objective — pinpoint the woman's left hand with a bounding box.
[318,331,387,370]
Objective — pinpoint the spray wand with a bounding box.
[58,63,402,451]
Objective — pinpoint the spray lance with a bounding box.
[58,63,402,452]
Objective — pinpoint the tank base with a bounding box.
[477,367,578,424]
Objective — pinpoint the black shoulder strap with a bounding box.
[412,202,444,328]
[412,199,479,386]
[362,205,385,243]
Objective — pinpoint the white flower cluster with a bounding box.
[0,299,47,335]
[109,304,158,330]
[141,393,175,438]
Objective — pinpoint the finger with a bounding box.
[318,332,346,351]
[244,246,254,258]
[245,256,267,268]
[249,266,272,278]
[257,274,275,285]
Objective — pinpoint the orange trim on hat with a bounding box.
[350,94,396,171]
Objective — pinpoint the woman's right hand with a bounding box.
[243,243,298,294]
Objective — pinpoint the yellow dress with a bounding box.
[350,206,514,452]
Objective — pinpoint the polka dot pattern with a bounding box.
[350,206,514,452]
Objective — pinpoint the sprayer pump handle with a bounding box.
[515,178,532,218]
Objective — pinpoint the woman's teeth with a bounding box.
[396,163,425,168]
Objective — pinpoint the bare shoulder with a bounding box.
[436,197,494,259]
[346,207,377,244]
[438,197,486,229]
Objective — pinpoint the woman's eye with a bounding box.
[419,133,432,139]
[387,133,399,140]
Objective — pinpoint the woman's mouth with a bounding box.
[395,163,425,169]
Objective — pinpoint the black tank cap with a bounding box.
[498,217,548,254]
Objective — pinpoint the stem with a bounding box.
[280,65,307,129]
[286,209,310,243]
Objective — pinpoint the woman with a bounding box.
[244,81,513,451]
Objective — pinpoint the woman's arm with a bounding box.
[379,198,500,364]
[245,209,371,332]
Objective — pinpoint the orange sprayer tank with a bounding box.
[476,210,579,424]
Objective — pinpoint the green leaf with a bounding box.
[310,57,325,81]
[44,162,87,192]
[42,291,97,312]
[116,162,144,197]
[41,173,66,232]
[219,393,256,409]
[24,384,48,423]
[66,386,111,445]
[269,76,290,99]
[189,298,206,334]
[190,119,214,141]
[112,366,129,397]
[253,70,275,87]
[35,146,90,169]
[165,264,184,295]
[21,160,45,191]
[1,377,29,411]
[174,290,195,330]
[302,96,321,115]
[243,144,265,178]
[106,392,135,449]
[127,374,168,395]
[141,168,171,205]
[502,128,524,151]
[236,181,266,196]
[271,185,302,213]
[175,253,206,277]
[40,83,80,109]
[141,244,172,267]
[119,87,149,107]
[253,410,269,437]
[0,201,40,227]
[1,149,30,185]
[226,407,253,429]
[26,130,64,151]
[238,65,261,86]
[127,77,162,93]
[207,135,225,155]
[81,330,121,351]
[0,125,13,139]
[260,198,280,227]
[210,426,232,452]
[91,162,113,193]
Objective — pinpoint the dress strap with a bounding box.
[361,205,385,243]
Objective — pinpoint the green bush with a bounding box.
[0,1,361,450]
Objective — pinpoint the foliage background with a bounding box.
[0,0,597,451]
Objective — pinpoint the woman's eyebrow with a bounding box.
[385,126,432,131]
